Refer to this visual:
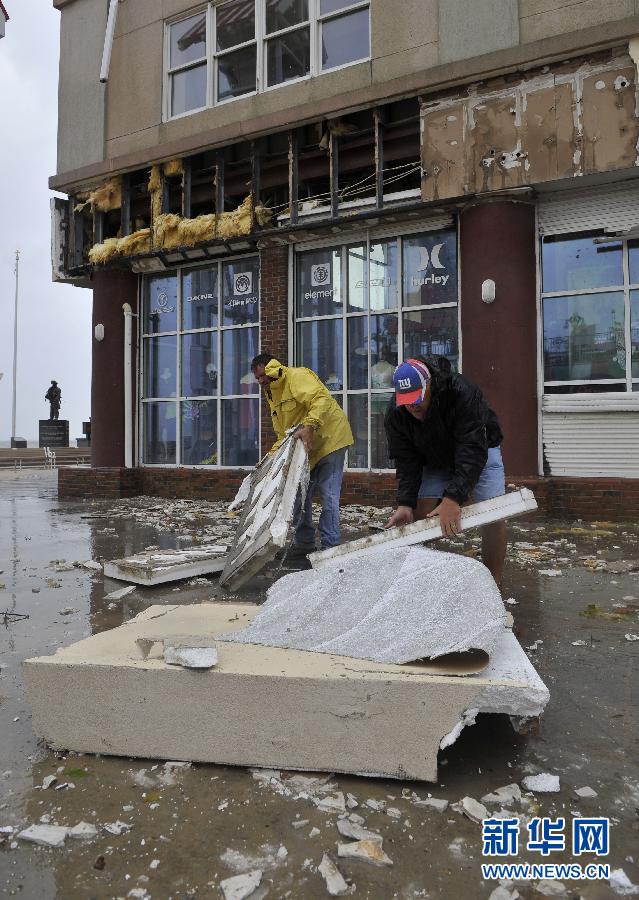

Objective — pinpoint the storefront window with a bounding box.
[295,227,458,468]
[541,233,638,393]
[141,259,260,466]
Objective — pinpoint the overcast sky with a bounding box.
[0,0,91,444]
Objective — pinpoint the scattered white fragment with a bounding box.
[522,774,560,793]
[220,869,263,900]
[318,854,354,896]
[610,868,639,895]
[337,838,393,867]
[41,775,57,790]
[505,598,518,606]
[336,819,381,842]
[574,786,597,799]
[104,585,136,601]
[163,645,218,669]
[309,827,320,838]
[103,821,133,836]
[571,640,587,646]
[276,845,288,860]
[625,634,639,642]
[218,800,229,811]
[314,793,346,814]
[488,886,520,900]
[448,837,466,859]
[454,796,489,824]
[364,799,386,812]
[482,784,522,806]
[59,607,78,616]
[386,807,401,820]
[526,640,543,652]
[539,570,562,577]
[412,797,449,812]
[345,793,358,809]
[69,822,98,840]
[149,859,160,870]
[535,879,567,896]
[0,826,14,834]
[81,560,103,572]
[17,824,69,848]
[291,819,309,829]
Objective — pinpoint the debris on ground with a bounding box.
[609,868,639,896]
[574,786,598,799]
[522,774,560,793]
[481,784,522,805]
[337,838,393,867]
[452,795,489,823]
[104,585,136,601]
[17,824,69,847]
[220,870,263,900]
[318,854,355,896]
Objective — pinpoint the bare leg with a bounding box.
[481,520,507,587]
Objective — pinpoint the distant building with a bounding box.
[50,0,639,516]
[0,2,9,38]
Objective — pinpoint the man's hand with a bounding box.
[427,497,462,537]
[296,425,315,453]
[385,505,414,529]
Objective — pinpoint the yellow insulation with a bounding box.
[148,165,163,222]
[88,228,151,264]
[75,176,122,213]
[163,158,184,177]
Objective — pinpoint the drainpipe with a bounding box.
[100,0,120,83]
[123,303,133,468]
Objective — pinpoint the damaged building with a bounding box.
[51,0,639,513]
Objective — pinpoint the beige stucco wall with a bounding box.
[53,0,639,184]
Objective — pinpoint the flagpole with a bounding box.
[11,249,19,442]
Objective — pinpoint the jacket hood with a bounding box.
[264,358,287,380]
[417,355,453,393]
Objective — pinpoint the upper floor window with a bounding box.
[165,0,371,119]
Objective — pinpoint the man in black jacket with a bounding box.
[384,357,506,585]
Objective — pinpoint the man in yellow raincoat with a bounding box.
[251,353,353,553]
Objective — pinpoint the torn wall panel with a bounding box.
[421,102,466,201]
[581,67,637,175]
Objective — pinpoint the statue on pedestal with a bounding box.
[45,381,62,421]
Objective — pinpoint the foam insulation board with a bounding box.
[219,547,506,670]
[309,489,538,571]
[219,433,309,590]
[103,544,228,586]
[23,603,548,782]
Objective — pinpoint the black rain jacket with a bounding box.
[384,357,503,508]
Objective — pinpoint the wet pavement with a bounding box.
[0,469,638,900]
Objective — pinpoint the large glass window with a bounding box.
[165,2,370,119]
[295,227,458,469]
[141,258,260,466]
[541,233,639,393]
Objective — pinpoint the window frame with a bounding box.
[139,254,261,468]
[292,220,460,472]
[539,232,639,394]
[163,0,371,121]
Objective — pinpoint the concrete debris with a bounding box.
[220,546,507,666]
[104,585,136,601]
[481,784,522,805]
[69,821,98,840]
[337,837,393,867]
[308,827,320,838]
[41,774,57,790]
[318,854,355,896]
[535,880,568,895]
[412,797,449,812]
[105,544,227,586]
[488,887,519,900]
[441,709,479,748]
[58,607,78,616]
[276,845,288,859]
[386,807,401,819]
[625,633,639,642]
[448,837,466,859]
[103,821,133,835]
[220,870,263,900]
[80,560,102,572]
[453,796,489,824]
[291,819,310,829]
[221,845,284,873]
[163,643,218,669]
[538,569,563,577]
[610,868,639,895]
[522,774,560,793]
[336,819,381,842]
[574,786,598,799]
[571,640,587,646]
[314,793,346,814]
[17,824,69,847]
[345,793,358,809]
[220,430,310,590]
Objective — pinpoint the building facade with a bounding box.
[52,0,639,515]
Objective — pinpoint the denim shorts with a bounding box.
[418,446,505,502]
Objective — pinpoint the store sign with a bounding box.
[227,271,258,308]
[305,263,334,300]
[186,292,215,303]
[151,290,176,315]
[411,244,450,288]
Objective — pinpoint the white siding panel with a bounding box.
[538,181,639,236]
[543,412,639,476]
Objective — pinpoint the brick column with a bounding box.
[91,269,138,467]
[259,244,289,454]
[459,201,538,477]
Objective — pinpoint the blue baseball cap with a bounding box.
[393,359,432,406]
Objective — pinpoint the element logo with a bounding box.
[234,272,252,294]
[311,264,330,286]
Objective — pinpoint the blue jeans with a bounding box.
[418,446,506,502]
[293,448,347,550]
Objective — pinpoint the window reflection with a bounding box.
[181,400,217,465]
[222,399,259,465]
[182,266,218,330]
[370,314,398,386]
[543,292,626,381]
[542,235,623,293]
[143,403,177,464]
[632,290,639,378]
[371,392,392,469]
[403,307,458,371]
[144,275,177,334]
[321,8,369,71]
[347,395,368,469]
[181,333,218,397]
[347,317,368,390]
[298,319,343,389]
[222,327,259,395]
[297,248,342,317]
[144,336,178,398]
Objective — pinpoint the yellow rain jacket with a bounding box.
[263,359,353,469]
